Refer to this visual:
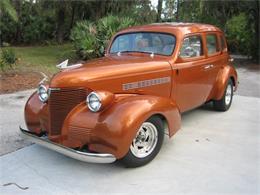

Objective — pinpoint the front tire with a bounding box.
[213,79,233,111]
[120,116,164,168]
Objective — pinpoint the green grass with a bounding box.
[1,43,77,75]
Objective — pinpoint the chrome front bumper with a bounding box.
[19,127,116,163]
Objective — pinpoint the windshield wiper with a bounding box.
[116,51,132,56]
[115,50,155,57]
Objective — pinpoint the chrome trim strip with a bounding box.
[122,76,171,91]
[19,126,116,164]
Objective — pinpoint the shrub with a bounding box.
[71,15,137,60]
[226,13,253,57]
[97,15,136,50]
[0,59,6,70]
[0,48,17,70]
[70,21,99,60]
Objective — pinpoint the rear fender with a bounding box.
[211,65,238,100]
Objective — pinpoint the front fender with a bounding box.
[24,91,49,134]
[62,94,181,159]
[212,65,238,100]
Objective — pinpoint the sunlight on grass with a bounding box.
[11,43,77,75]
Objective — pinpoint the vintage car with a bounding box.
[20,23,238,167]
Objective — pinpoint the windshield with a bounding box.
[110,32,176,56]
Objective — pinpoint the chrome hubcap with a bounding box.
[225,84,232,105]
[130,122,158,158]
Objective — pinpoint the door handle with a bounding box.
[204,64,214,70]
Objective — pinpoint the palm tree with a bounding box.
[0,0,18,22]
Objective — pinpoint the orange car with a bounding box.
[20,23,238,167]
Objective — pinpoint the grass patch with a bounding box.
[1,43,78,75]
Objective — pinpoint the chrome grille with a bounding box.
[48,88,88,135]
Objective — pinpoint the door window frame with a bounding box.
[177,33,206,63]
[218,33,228,53]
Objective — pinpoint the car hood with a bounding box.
[50,55,172,94]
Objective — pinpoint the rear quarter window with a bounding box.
[206,34,220,55]
[220,35,227,51]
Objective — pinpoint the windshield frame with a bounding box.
[108,31,176,57]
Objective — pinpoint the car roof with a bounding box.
[117,22,223,36]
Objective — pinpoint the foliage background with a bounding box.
[0,0,259,61]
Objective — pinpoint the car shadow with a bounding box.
[181,101,216,118]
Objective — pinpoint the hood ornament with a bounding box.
[56,59,69,69]
[56,59,82,70]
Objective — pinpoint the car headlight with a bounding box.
[86,92,102,112]
[37,84,49,103]
[86,91,114,112]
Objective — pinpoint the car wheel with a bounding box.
[213,79,233,111]
[120,116,164,168]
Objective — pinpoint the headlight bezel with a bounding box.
[86,91,115,112]
[86,92,102,112]
[37,84,49,103]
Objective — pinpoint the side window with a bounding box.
[220,35,227,51]
[179,35,203,58]
[206,34,219,55]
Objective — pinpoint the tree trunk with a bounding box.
[176,0,179,21]
[15,0,21,44]
[157,0,163,22]
[94,1,102,20]
[69,2,76,31]
[57,8,65,44]
[255,0,259,61]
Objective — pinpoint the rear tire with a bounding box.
[120,116,164,168]
[213,79,233,111]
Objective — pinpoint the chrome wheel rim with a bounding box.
[225,84,232,105]
[130,122,158,158]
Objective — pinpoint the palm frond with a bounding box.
[0,0,18,22]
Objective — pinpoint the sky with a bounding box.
[150,0,168,11]
[151,0,158,8]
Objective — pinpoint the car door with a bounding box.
[203,33,223,93]
[201,32,231,101]
[173,34,213,112]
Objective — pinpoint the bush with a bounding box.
[70,21,99,60]
[70,15,137,60]
[0,48,17,70]
[226,13,253,57]
[97,15,136,50]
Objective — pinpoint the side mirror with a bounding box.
[176,55,184,63]
[176,50,185,63]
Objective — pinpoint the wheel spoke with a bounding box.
[130,122,158,158]
[225,84,232,105]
